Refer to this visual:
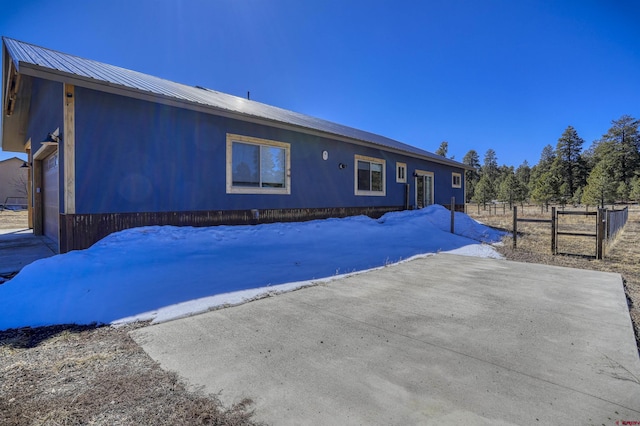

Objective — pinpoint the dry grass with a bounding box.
[0,324,263,426]
[468,204,640,352]
[0,209,28,229]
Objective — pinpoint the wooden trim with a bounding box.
[3,57,19,116]
[452,172,462,188]
[33,158,43,236]
[59,206,402,252]
[2,53,20,117]
[354,154,386,196]
[225,133,291,195]
[63,84,75,214]
[395,162,407,184]
[25,139,33,228]
[33,143,57,160]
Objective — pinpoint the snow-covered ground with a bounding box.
[0,205,505,330]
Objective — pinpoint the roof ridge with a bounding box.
[2,37,468,169]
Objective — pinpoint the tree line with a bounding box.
[457,115,640,208]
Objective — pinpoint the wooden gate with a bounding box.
[554,209,604,259]
[512,207,606,259]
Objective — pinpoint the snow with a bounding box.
[0,205,506,330]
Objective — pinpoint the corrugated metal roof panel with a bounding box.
[3,37,465,168]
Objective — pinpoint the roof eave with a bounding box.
[16,61,471,169]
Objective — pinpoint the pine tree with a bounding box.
[435,141,448,157]
[554,126,586,197]
[530,170,559,209]
[497,169,524,209]
[630,177,640,203]
[589,115,640,186]
[462,149,481,203]
[515,161,531,202]
[482,149,499,180]
[480,149,499,199]
[472,175,495,208]
[582,161,617,208]
[528,145,559,207]
[617,182,630,203]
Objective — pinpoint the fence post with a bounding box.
[513,206,517,249]
[450,197,455,234]
[596,208,604,260]
[551,207,556,255]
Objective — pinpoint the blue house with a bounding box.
[2,37,468,253]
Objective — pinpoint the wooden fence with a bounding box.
[605,207,629,241]
[512,206,629,260]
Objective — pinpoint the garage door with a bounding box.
[42,151,59,244]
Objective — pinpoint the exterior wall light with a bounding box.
[41,128,61,144]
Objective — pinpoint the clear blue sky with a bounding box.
[1,0,638,167]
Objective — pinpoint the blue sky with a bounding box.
[1,0,638,166]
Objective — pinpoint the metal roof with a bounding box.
[3,37,467,168]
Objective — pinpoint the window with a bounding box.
[355,155,386,196]
[452,172,462,188]
[226,134,290,194]
[396,162,407,183]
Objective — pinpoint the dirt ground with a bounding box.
[468,204,640,353]
[0,323,262,426]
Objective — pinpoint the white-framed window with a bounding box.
[355,155,386,196]
[396,162,407,183]
[226,134,291,194]
[452,172,462,188]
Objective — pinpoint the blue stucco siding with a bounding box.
[73,87,464,214]
[26,78,63,211]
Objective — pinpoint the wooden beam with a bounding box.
[556,211,597,216]
[25,139,33,229]
[33,159,43,236]
[63,84,75,214]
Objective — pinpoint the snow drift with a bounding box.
[0,205,505,330]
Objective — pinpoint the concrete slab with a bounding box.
[0,228,57,277]
[131,254,640,425]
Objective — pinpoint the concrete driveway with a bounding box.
[131,254,640,425]
[0,229,57,279]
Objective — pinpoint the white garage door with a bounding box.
[42,151,59,244]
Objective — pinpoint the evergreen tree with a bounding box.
[538,144,556,170]
[472,175,495,207]
[482,149,499,180]
[630,177,640,203]
[528,145,559,207]
[497,168,525,209]
[480,149,499,198]
[553,126,586,196]
[617,182,630,203]
[462,149,481,203]
[582,161,617,208]
[589,115,640,186]
[435,141,448,157]
[572,186,583,206]
[530,170,559,209]
[515,161,531,202]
